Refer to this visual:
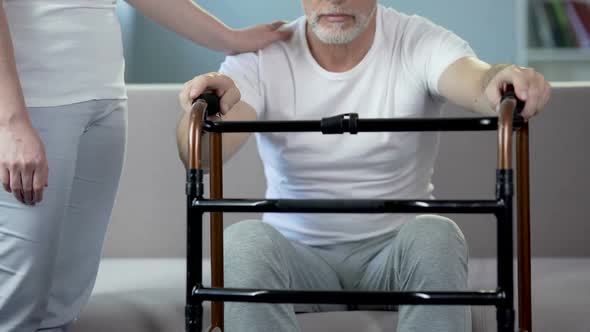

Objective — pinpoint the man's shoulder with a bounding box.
[260,17,305,58]
[379,5,440,36]
[225,17,304,62]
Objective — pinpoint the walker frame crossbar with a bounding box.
[184,90,532,332]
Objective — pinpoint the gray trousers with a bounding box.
[0,100,127,332]
[224,216,471,332]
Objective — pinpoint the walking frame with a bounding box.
[184,86,532,332]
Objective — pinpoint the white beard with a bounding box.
[308,4,376,45]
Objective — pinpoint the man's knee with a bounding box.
[224,220,287,286]
[398,215,468,258]
[224,219,281,249]
[396,216,469,290]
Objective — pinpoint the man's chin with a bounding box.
[313,28,361,45]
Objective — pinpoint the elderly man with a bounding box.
[177,1,550,331]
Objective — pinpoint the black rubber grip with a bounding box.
[501,84,525,115]
[192,92,220,117]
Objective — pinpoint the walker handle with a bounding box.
[501,84,525,116]
[192,92,221,117]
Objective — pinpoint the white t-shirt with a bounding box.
[3,0,126,107]
[220,6,475,246]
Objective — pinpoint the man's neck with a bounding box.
[305,16,377,73]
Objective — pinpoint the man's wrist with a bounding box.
[481,64,510,92]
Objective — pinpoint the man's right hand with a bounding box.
[0,117,48,205]
[177,72,256,169]
[179,72,241,115]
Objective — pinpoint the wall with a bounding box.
[117,0,517,83]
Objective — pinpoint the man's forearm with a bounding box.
[0,6,29,126]
[439,57,509,116]
[176,101,256,169]
[480,64,511,95]
[125,0,236,53]
[471,64,512,115]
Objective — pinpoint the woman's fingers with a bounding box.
[10,168,24,204]
[1,167,10,193]
[21,164,34,205]
[32,164,47,204]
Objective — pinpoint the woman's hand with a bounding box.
[0,118,48,205]
[227,21,292,54]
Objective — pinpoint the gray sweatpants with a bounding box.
[224,215,471,332]
[0,100,127,332]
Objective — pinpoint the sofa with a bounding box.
[70,83,590,332]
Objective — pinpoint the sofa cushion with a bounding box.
[70,257,590,332]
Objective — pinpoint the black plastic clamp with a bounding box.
[321,113,359,134]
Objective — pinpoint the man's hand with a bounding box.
[228,21,292,54]
[482,64,551,121]
[439,58,552,119]
[177,72,251,168]
[179,72,241,115]
[0,118,48,205]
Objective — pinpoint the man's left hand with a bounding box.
[484,64,551,121]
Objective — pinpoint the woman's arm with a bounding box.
[0,5,27,126]
[125,0,291,53]
[0,6,48,205]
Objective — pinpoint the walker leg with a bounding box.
[186,303,203,332]
[497,307,515,332]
